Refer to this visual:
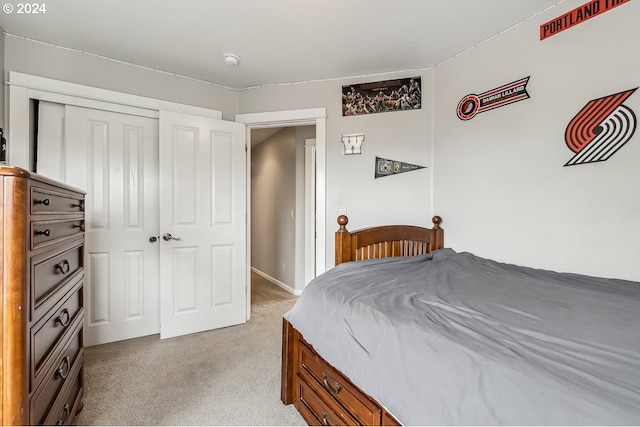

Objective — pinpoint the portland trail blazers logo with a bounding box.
[565,88,637,166]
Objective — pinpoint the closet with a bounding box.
[35,101,247,345]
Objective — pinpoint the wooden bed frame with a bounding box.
[281,215,444,426]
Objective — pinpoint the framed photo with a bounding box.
[342,76,421,116]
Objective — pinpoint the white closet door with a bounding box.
[35,101,66,181]
[65,105,161,346]
[158,111,247,339]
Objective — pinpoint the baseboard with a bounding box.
[251,267,303,296]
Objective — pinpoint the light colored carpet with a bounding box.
[75,273,306,426]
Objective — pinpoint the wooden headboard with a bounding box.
[334,215,444,265]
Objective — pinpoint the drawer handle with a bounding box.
[35,229,51,237]
[55,356,71,380]
[322,371,342,396]
[34,198,50,206]
[56,308,71,327]
[56,403,70,426]
[321,409,337,426]
[72,222,85,231]
[56,259,71,274]
[72,200,84,209]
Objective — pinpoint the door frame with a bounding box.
[304,139,316,287]
[235,109,327,314]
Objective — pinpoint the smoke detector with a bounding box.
[223,53,240,66]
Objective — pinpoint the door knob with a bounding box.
[149,236,159,243]
[162,233,181,241]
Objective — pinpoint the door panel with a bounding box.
[35,101,66,181]
[38,104,246,344]
[65,105,160,346]
[159,111,247,339]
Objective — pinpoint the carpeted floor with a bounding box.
[74,272,306,426]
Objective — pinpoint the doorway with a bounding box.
[249,126,315,298]
[236,108,327,318]
[235,107,327,313]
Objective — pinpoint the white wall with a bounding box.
[3,36,240,120]
[239,72,436,268]
[433,0,640,281]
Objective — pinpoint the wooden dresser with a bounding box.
[0,166,85,425]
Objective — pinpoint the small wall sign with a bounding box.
[341,133,365,155]
[375,156,425,179]
[540,0,631,41]
[342,77,421,116]
[457,77,530,121]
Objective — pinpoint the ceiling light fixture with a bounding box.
[223,53,240,66]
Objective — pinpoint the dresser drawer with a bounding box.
[31,286,84,384]
[31,219,85,250]
[31,186,84,215]
[31,243,84,319]
[296,372,359,426]
[299,341,380,425]
[30,327,83,426]
[41,352,84,426]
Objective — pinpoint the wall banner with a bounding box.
[540,0,631,41]
[564,88,637,166]
[342,77,421,116]
[457,76,530,121]
[375,156,425,179]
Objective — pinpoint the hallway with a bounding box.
[251,271,298,312]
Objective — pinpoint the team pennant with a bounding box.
[375,156,426,179]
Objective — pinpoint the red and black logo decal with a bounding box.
[457,77,530,121]
[540,0,631,41]
[564,88,637,166]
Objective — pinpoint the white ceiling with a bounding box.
[0,0,564,91]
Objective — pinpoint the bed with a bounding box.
[280,215,640,425]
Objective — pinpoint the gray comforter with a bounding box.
[284,249,640,425]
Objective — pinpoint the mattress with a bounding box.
[284,249,640,425]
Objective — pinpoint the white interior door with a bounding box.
[158,111,247,339]
[64,105,160,346]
